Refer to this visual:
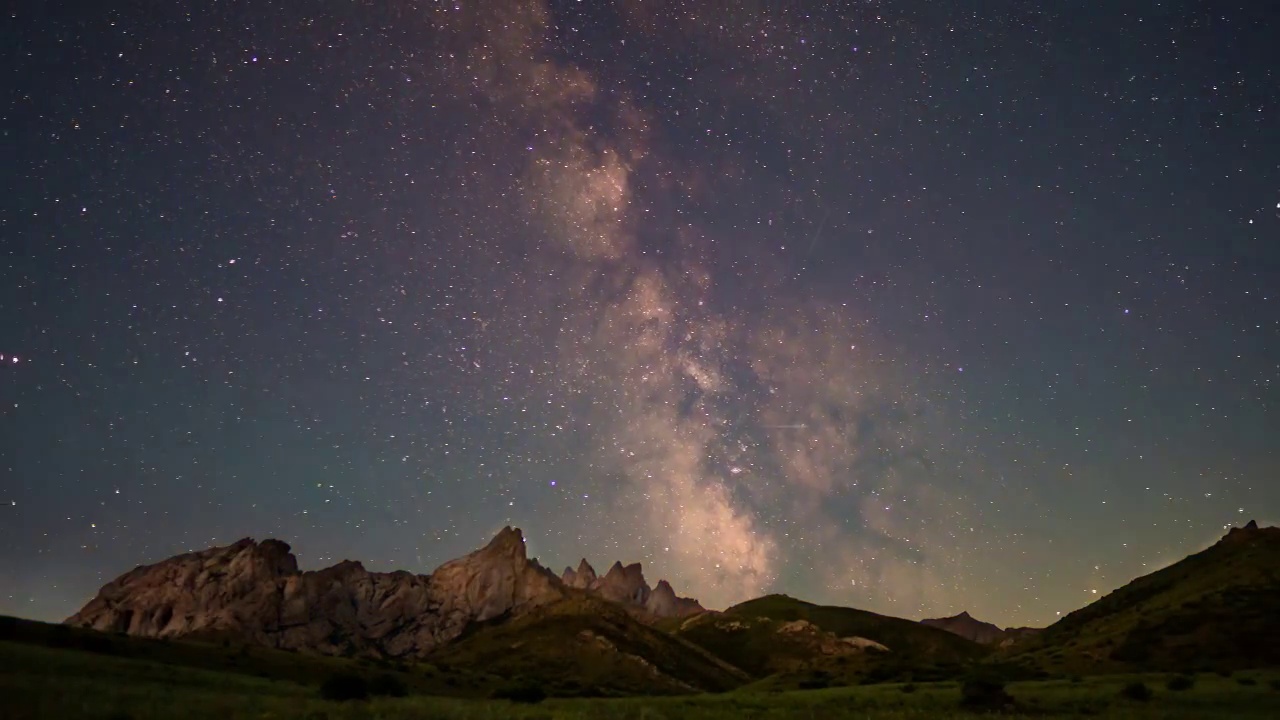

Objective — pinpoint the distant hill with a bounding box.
[670,594,989,689]
[1004,521,1280,674]
[921,611,1008,645]
[726,595,988,665]
[920,611,1043,647]
[672,611,890,678]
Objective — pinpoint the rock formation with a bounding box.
[592,561,651,605]
[66,527,565,657]
[561,558,597,589]
[65,526,704,659]
[645,579,703,618]
[584,560,704,618]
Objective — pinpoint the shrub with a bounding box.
[492,681,547,704]
[369,673,408,697]
[1166,674,1195,691]
[900,683,917,694]
[960,676,1013,710]
[320,673,369,701]
[1236,676,1257,686]
[0,616,16,639]
[1216,668,1233,678]
[1270,679,1280,691]
[1069,675,1083,684]
[1119,681,1152,701]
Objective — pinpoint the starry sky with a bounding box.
[2,1,1277,629]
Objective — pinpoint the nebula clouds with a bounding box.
[424,0,986,612]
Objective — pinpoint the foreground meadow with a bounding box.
[3,639,1279,720]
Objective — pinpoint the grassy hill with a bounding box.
[725,595,988,663]
[670,595,989,689]
[673,612,882,677]
[426,594,751,697]
[1005,523,1280,675]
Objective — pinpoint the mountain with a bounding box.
[65,526,701,660]
[921,611,1013,645]
[1004,520,1280,673]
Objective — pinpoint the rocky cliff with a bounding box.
[66,527,565,657]
[65,527,702,658]
[562,558,704,618]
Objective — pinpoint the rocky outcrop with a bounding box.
[65,527,565,658]
[561,559,597,589]
[645,579,703,618]
[579,560,704,619]
[592,562,651,605]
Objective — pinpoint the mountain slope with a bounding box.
[673,611,889,678]
[726,595,988,665]
[428,594,749,696]
[1005,521,1280,673]
[669,594,988,689]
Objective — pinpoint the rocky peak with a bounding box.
[561,558,597,589]
[1224,519,1276,543]
[479,525,527,557]
[592,561,650,605]
[645,579,705,618]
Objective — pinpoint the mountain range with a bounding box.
[57,520,1280,695]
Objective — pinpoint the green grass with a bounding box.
[3,637,1278,720]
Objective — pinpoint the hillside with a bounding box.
[672,611,890,678]
[726,595,988,665]
[426,594,749,696]
[1005,521,1280,674]
[670,594,988,689]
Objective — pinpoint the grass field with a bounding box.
[3,637,1278,720]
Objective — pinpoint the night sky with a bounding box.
[3,1,1277,629]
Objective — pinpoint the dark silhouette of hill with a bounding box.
[1005,521,1280,674]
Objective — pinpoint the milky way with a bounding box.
[2,1,1277,626]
